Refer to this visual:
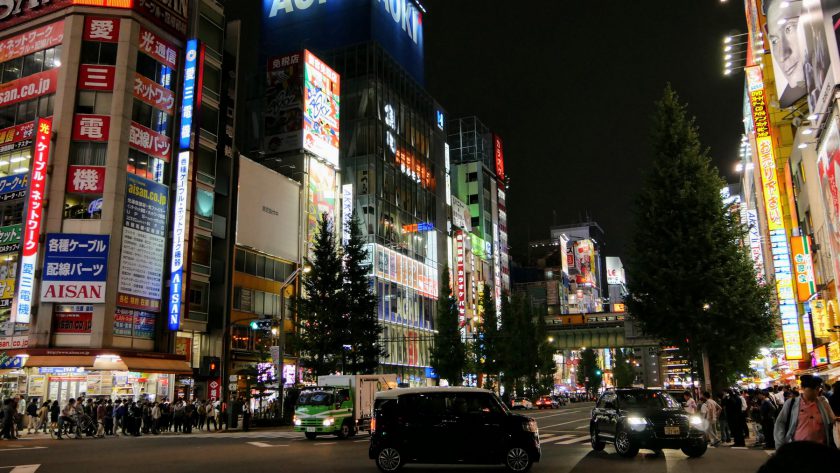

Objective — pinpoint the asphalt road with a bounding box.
[0,402,773,473]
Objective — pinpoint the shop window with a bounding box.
[189,281,209,313]
[192,234,212,267]
[131,100,172,135]
[235,248,246,272]
[0,46,61,81]
[245,251,256,275]
[471,216,480,229]
[264,258,275,280]
[64,194,102,220]
[0,57,21,82]
[136,53,174,88]
[80,41,116,65]
[128,148,166,184]
[70,142,107,166]
[232,325,251,351]
[0,201,23,227]
[198,15,224,55]
[256,254,265,278]
[76,91,112,115]
[233,287,253,312]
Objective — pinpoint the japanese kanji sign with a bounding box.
[41,234,110,303]
[138,26,178,69]
[0,20,64,63]
[78,65,115,91]
[13,117,52,324]
[0,224,21,254]
[0,122,35,153]
[66,165,105,194]
[128,121,171,162]
[83,17,120,43]
[133,73,175,115]
[71,114,110,142]
[455,230,466,326]
[168,151,190,330]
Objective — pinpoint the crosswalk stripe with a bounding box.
[538,435,561,443]
[555,435,590,445]
[247,442,273,448]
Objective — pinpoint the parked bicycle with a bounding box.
[50,412,95,439]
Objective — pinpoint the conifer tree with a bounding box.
[430,268,466,385]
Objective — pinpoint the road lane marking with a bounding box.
[247,442,274,448]
[540,418,591,429]
[315,442,336,446]
[354,439,368,443]
[0,448,46,452]
[555,435,590,445]
[10,466,39,473]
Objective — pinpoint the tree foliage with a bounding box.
[612,349,636,388]
[430,268,466,385]
[477,285,501,389]
[576,348,602,395]
[625,85,775,390]
[297,213,345,376]
[343,212,385,374]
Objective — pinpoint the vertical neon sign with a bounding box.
[13,117,52,324]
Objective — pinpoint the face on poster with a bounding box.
[765,0,808,107]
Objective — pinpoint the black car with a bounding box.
[589,389,707,458]
[369,387,541,472]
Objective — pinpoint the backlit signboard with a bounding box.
[168,151,189,331]
[179,39,200,150]
[746,65,803,361]
[303,50,340,167]
[791,236,816,302]
[41,234,110,303]
[342,184,353,245]
[493,134,505,182]
[13,118,52,324]
[747,210,765,280]
[455,231,466,327]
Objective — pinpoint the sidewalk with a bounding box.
[8,424,295,440]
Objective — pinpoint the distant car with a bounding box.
[535,396,558,409]
[589,389,707,458]
[369,387,541,472]
[553,395,568,407]
[510,397,534,410]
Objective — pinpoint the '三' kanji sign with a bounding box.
[41,234,110,303]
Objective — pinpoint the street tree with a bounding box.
[576,348,602,395]
[612,349,636,388]
[476,285,501,390]
[297,213,346,376]
[534,312,556,395]
[625,85,774,389]
[430,267,466,385]
[500,293,539,398]
[342,212,385,374]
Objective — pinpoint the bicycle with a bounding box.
[50,413,95,439]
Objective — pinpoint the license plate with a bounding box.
[306,427,316,433]
[664,426,680,436]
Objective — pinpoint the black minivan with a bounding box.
[369,387,541,472]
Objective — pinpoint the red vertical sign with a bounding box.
[24,118,52,258]
[455,231,466,325]
[207,377,221,401]
[83,17,120,42]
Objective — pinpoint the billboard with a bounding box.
[52,305,93,334]
[817,111,840,307]
[303,50,340,167]
[747,210,766,280]
[236,157,301,263]
[0,20,64,63]
[117,174,168,312]
[307,158,337,246]
[747,66,803,361]
[454,231,466,326]
[41,234,109,303]
[765,0,808,107]
[261,0,424,84]
[451,196,471,231]
[791,236,817,301]
[0,68,58,108]
[265,52,304,154]
[605,256,625,285]
[493,134,505,182]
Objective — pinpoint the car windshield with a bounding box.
[297,391,335,406]
[617,391,671,409]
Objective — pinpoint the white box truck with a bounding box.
[293,374,397,440]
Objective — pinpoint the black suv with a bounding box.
[590,389,707,458]
[369,387,541,472]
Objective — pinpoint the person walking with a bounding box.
[683,391,697,414]
[725,389,746,447]
[774,374,838,448]
[183,401,194,434]
[36,401,49,434]
[700,391,721,446]
[95,400,106,438]
[25,399,38,434]
[49,400,59,435]
[757,390,777,449]
[1,399,16,439]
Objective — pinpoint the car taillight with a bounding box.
[370,418,376,433]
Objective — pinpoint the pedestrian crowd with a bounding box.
[686,375,840,451]
[0,394,256,440]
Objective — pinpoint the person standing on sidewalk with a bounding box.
[151,402,161,434]
[774,374,838,448]
[757,390,777,449]
[95,400,106,438]
[700,391,721,446]
[725,389,746,447]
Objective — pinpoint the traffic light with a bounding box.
[595,369,602,376]
[200,356,220,377]
[249,319,272,330]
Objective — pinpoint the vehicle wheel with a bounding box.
[614,429,639,458]
[376,447,403,472]
[336,422,352,439]
[681,444,708,458]
[505,447,533,472]
[305,432,317,440]
[590,428,606,451]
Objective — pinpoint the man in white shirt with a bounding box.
[700,391,722,446]
[683,391,698,414]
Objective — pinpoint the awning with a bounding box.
[25,356,96,368]
[121,357,193,375]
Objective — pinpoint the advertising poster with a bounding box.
[0,173,28,202]
[575,240,594,284]
[0,68,58,108]
[133,73,175,115]
[114,307,156,339]
[791,236,817,301]
[605,256,625,285]
[117,174,168,312]
[113,308,133,337]
[0,122,34,153]
[138,26,178,69]
[128,122,171,162]
[303,51,340,167]
[41,234,109,303]
[0,20,65,63]
[307,158,337,246]
[264,52,303,153]
[52,304,93,334]
[764,0,809,107]
[0,224,21,255]
[0,259,16,308]
[78,65,115,91]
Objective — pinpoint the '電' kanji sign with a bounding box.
[14,117,52,324]
[41,234,110,303]
[71,114,110,142]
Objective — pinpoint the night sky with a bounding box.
[423,0,748,263]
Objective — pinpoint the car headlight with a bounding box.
[323,417,335,427]
[627,417,648,431]
[689,416,704,428]
[293,416,301,426]
[523,419,538,433]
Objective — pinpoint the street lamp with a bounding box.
[275,263,310,421]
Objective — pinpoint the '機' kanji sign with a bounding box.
[41,234,110,303]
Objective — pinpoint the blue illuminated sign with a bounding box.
[435,110,444,130]
[179,39,199,150]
